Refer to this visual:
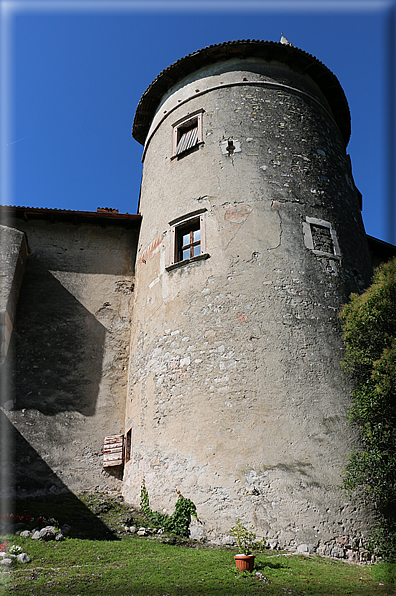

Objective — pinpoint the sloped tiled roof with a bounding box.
[0,205,141,227]
[132,39,351,147]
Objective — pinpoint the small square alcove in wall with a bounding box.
[302,216,341,259]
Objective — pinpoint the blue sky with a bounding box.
[1,0,395,244]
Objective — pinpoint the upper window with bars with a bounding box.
[172,110,204,158]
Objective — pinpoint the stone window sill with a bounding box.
[165,252,210,272]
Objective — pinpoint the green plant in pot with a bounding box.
[229,519,266,572]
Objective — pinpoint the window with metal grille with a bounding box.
[172,110,204,158]
[310,224,334,254]
[302,216,341,259]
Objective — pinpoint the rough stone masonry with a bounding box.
[123,40,374,551]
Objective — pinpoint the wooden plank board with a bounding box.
[103,434,124,467]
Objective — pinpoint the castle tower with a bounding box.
[124,40,373,549]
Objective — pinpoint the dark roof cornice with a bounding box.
[366,234,396,258]
[0,205,141,228]
[132,39,351,147]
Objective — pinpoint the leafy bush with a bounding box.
[229,519,266,555]
[140,481,199,538]
[340,257,396,560]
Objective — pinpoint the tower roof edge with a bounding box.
[132,39,351,148]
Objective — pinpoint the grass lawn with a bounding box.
[1,492,394,595]
[1,534,395,596]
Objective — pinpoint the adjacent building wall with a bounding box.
[2,215,138,496]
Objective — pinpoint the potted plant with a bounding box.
[229,519,266,572]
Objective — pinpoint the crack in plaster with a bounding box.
[267,206,282,251]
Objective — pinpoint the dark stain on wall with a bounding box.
[1,410,117,540]
[11,257,105,417]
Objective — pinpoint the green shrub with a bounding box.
[140,481,199,538]
[340,257,396,560]
[229,518,266,555]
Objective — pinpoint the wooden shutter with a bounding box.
[103,435,124,467]
[176,126,198,155]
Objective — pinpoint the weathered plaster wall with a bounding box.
[0,226,28,361]
[2,218,137,496]
[124,59,373,549]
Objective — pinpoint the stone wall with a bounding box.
[123,56,374,549]
[0,226,28,361]
[1,216,138,497]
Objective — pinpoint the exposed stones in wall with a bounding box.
[125,247,372,545]
[124,55,374,548]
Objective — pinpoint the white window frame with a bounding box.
[171,109,204,159]
[166,209,209,271]
[302,216,341,259]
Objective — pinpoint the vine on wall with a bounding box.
[140,480,200,538]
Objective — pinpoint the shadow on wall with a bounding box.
[9,255,105,417]
[0,409,118,540]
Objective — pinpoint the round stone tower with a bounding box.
[124,40,373,550]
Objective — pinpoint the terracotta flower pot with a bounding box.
[234,554,255,572]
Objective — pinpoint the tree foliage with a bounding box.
[340,257,396,559]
